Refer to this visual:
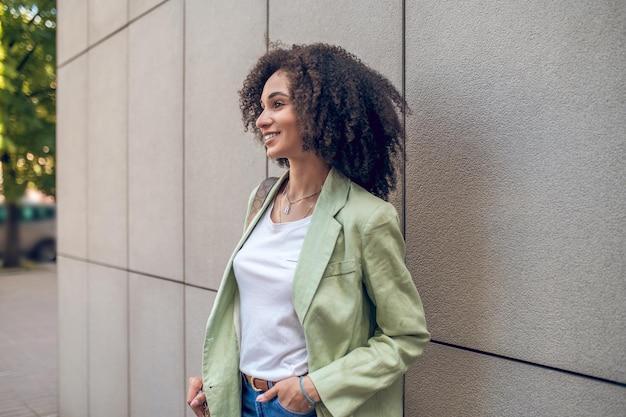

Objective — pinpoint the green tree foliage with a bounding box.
[0,0,56,266]
[0,0,56,200]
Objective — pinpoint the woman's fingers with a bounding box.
[256,377,313,413]
[187,376,203,404]
[189,391,206,408]
[189,391,207,417]
[255,385,278,402]
[187,376,208,417]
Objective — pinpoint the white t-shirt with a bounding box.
[233,205,311,381]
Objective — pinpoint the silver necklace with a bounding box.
[282,184,321,215]
[279,198,316,223]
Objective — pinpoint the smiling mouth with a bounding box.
[263,133,279,141]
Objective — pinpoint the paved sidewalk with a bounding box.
[0,264,58,417]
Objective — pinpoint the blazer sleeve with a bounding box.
[308,203,431,416]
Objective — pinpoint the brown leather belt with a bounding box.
[243,373,275,392]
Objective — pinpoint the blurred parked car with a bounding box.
[0,203,56,262]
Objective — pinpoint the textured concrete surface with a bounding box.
[56,0,87,65]
[128,0,184,282]
[0,265,58,417]
[88,265,128,417]
[57,258,87,417]
[56,55,88,260]
[404,0,626,384]
[406,343,626,417]
[87,29,129,269]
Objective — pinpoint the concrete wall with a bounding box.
[56,1,625,416]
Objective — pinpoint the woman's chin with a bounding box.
[265,149,282,160]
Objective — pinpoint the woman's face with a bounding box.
[256,71,306,161]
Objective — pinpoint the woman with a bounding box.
[187,43,430,417]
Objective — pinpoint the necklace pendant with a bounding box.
[284,204,291,215]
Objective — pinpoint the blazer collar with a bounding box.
[313,167,351,217]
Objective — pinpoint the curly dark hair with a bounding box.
[239,43,406,200]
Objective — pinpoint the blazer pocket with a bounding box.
[322,259,356,278]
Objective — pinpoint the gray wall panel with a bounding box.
[56,55,88,259]
[406,343,626,417]
[184,0,267,289]
[56,0,88,65]
[88,0,128,45]
[405,0,626,383]
[87,29,129,268]
[57,257,88,417]
[88,264,129,417]
[128,0,184,281]
[129,273,184,417]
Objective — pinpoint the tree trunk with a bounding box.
[3,201,21,268]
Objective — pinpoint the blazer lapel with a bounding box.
[292,168,350,323]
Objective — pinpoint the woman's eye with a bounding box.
[273,101,284,108]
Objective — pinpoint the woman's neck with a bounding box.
[286,157,331,198]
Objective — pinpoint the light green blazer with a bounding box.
[202,168,430,417]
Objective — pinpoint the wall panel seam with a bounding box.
[432,340,626,388]
[401,1,407,415]
[182,0,188,402]
[124,13,131,417]
[401,0,407,239]
[84,1,91,409]
[264,0,270,178]
[56,255,217,292]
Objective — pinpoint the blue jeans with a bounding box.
[241,374,317,417]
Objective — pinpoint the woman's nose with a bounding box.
[256,109,270,129]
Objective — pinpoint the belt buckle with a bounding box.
[250,376,264,392]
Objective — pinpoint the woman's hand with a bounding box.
[256,376,320,413]
[187,376,209,417]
